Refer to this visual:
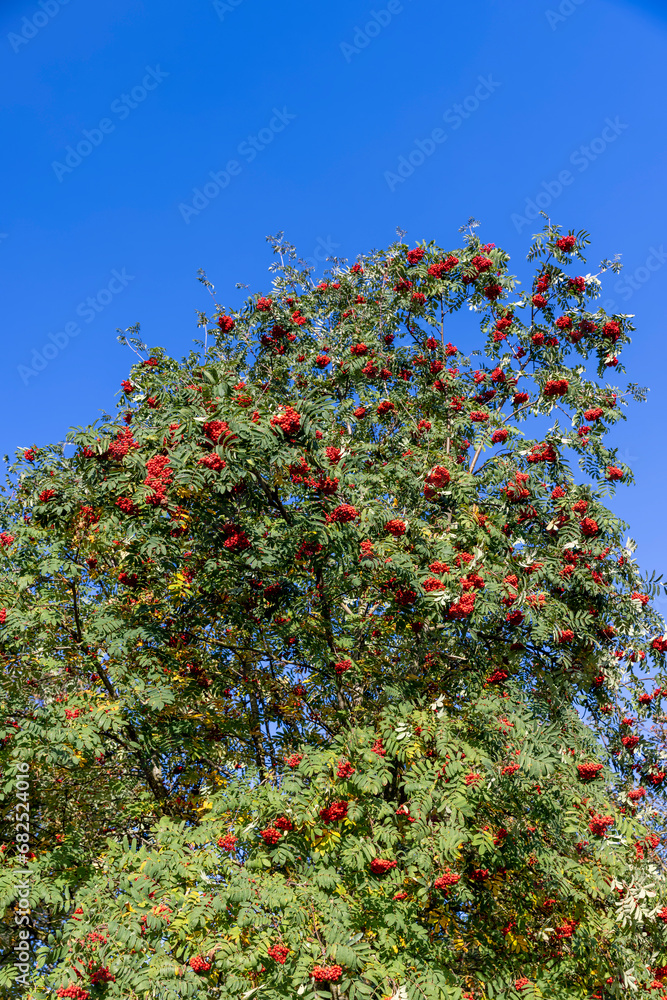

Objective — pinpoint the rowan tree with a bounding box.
[1,222,667,1000]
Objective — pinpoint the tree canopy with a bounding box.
[2,222,667,1000]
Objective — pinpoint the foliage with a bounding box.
[1,222,667,1000]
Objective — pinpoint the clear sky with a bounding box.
[1,0,665,609]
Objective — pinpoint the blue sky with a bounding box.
[1,0,666,603]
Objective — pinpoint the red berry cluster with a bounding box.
[556,234,577,251]
[267,943,289,964]
[312,964,343,982]
[425,465,451,491]
[319,801,348,824]
[434,871,460,888]
[543,378,569,398]
[88,966,115,984]
[203,419,232,444]
[295,540,323,560]
[470,254,494,273]
[579,517,599,537]
[554,918,578,939]
[336,760,355,779]
[602,320,621,340]
[270,406,301,436]
[189,955,211,972]
[144,455,173,506]
[429,561,450,574]
[526,442,557,464]
[260,826,282,845]
[325,504,359,524]
[427,255,459,278]
[407,247,425,264]
[85,931,108,945]
[370,858,397,875]
[198,453,225,471]
[104,427,140,463]
[116,497,138,516]
[385,518,407,536]
[448,593,476,620]
[588,813,614,836]
[220,522,251,553]
[577,762,603,781]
